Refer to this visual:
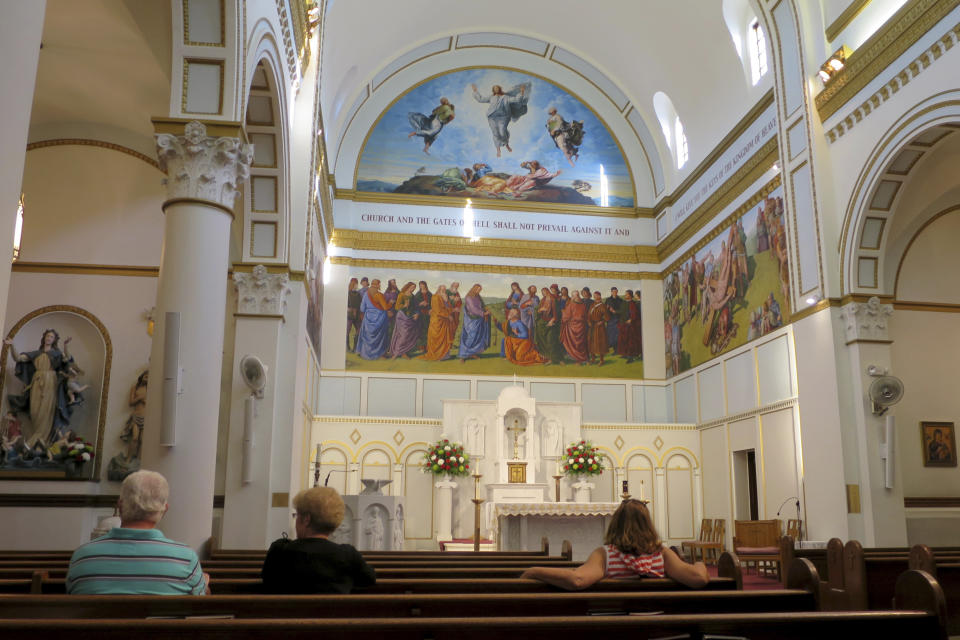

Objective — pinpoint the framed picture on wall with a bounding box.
[921,421,957,467]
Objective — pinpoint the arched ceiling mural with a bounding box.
[322,1,769,201]
[355,67,634,210]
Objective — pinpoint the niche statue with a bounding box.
[107,370,148,481]
[4,329,79,454]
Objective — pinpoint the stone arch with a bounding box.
[839,92,960,295]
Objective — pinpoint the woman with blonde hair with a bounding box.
[262,487,375,593]
[521,499,708,589]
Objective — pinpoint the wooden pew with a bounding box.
[0,610,945,640]
[0,589,816,619]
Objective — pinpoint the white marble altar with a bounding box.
[337,495,405,550]
[493,502,621,561]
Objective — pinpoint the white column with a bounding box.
[693,467,703,530]
[391,463,403,496]
[654,466,667,537]
[221,266,291,548]
[838,297,906,546]
[0,1,45,325]
[347,462,361,495]
[435,478,457,541]
[142,121,252,551]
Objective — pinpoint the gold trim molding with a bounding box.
[825,0,874,42]
[26,139,160,170]
[331,228,658,265]
[313,416,442,426]
[697,398,798,430]
[826,23,960,143]
[329,256,657,281]
[584,424,698,431]
[151,117,246,141]
[816,0,960,121]
[12,262,160,277]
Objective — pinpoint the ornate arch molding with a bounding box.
[330,31,663,200]
[0,305,112,479]
[840,91,960,296]
[25,140,161,171]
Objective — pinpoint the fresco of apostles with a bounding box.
[346,277,643,377]
[356,68,634,209]
[662,193,791,376]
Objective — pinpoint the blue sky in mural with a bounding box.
[356,68,634,207]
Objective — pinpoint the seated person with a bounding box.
[66,469,208,595]
[521,499,708,589]
[261,487,376,593]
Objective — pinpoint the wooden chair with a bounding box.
[786,519,802,541]
[733,519,782,578]
[680,518,712,563]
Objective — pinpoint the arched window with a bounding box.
[675,117,688,169]
[748,20,768,85]
[12,194,24,261]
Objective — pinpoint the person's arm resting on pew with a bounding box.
[662,545,709,588]
[520,547,606,590]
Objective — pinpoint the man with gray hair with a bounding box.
[66,469,208,594]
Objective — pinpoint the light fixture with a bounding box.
[818,46,852,84]
[463,198,478,242]
[805,293,821,306]
[12,194,23,262]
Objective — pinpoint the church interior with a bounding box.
[2,0,960,589]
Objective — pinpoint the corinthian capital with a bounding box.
[155,121,253,209]
[840,296,893,343]
[234,265,291,316]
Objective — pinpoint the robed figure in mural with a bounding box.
[408,97,455,154]
[4,330,76,449]
[588,291,611,365]
[471,83,531,157]
[389,282,419,360]
[534,287,564,365]
[496,309,547,366]
[616,290,642,363]
[546,107,584,167]
[355,279,393,360]
[423,284,454,361]
[560,291,589,364]
[458,284,491,361]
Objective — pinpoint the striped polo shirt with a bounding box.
[603,544,665,578]
[66,527,207,595]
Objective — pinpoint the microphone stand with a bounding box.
[775,496,803,543]
[324,469,353,487]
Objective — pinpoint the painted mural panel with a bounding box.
[663,188,790,376]
[356,68,634,208]
[346,270,643,378]
[306,212,324,360]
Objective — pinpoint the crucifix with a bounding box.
[505,416,525,460]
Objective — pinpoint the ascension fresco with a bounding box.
[663,189,791,376]
[356,68,634,208]
[345,271,643,379]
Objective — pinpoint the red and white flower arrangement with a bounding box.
[562,439,603,477]
[62,437,94,463]
[422,439,470,478]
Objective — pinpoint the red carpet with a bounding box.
[707,564,783,590]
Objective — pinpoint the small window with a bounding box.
[675,117,688,169]
[12,195,23,262]
[749,20,768,85]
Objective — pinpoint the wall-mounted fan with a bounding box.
[868,375,904,416]
[239,355,268,485]
[240,355,267,398]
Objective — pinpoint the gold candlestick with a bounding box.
[471,473,485,552]
[553,474,562,502]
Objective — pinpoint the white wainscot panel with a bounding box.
[477,380,512,400]
[665,454,695,540]
[725,351,757,415]
[760,408,799,519]
[631,386,644,422]
[643,386,673,423]
[318,377,361,415]
[368,378,417,416]
[403,452,434,540]
[773,1,802,116]
[729,417,758,453]
[529,382,575,402]
[674,376,697,423]
[791,163,820,293]
[699,426,731,527]
[423,379,470,418]
[582,384,627,422]
[698,364,724,423]
[757,335,793,405]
